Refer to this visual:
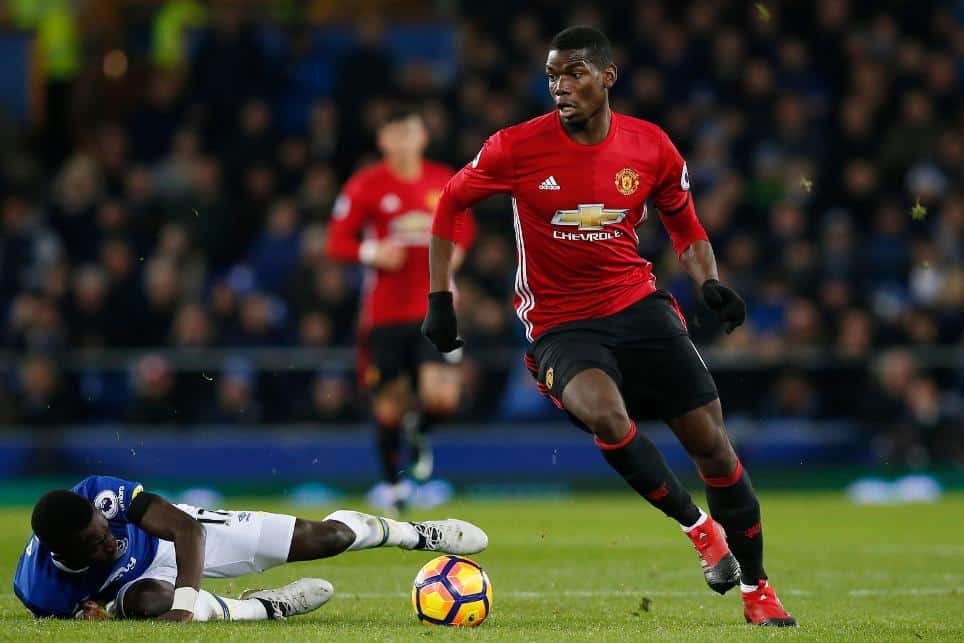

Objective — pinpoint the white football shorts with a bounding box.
[115,504,296,606]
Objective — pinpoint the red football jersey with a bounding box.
[433,111,708,341]
[328,160,475,328]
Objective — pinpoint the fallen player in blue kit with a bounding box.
[14,475,487,621]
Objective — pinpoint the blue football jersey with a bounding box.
[13,476,159,617]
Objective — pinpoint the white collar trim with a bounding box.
[50,554,89,574]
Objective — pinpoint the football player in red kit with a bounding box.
[422,27,796,627]
[328,107,475,510]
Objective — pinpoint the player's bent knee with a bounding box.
[311,518,356,555]
[421,393,458,417]
[121,579,174,619]
[581,407,631,444]
[288,517,355,561]
[690,431,739,478]
[698,445,739,479]
[373,396,404,427]
[323,519,357,553]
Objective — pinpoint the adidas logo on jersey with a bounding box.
[539,176,561,190]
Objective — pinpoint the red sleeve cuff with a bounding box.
[660,198,708,257]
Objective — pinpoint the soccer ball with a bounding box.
[411,555,492,626]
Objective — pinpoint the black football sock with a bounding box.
[416,410,444,436]
[597,420,701,525]
[376,420,403,484]
[703,461,766,584]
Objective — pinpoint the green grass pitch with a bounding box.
[0,492,961,641]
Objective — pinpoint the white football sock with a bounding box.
[681,508,709,532]
[324,510,419,550]
[193,590,268,621]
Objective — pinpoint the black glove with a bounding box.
[702,279,746,334]
[421,291,464,353]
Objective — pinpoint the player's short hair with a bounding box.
[549,25,614,69]
[378,103,423,130]
[31,489,94,553]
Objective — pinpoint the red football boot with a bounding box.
[742,580,797,627]
[684,516,740,594]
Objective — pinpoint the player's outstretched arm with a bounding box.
[424,130,512,352]
[422,235,462,353]
[652,127,746,334]
[680,240,746,334]
[134,494,206,622]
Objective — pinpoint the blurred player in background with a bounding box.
[15,475,487,621]
[423,27,795,627]
[327,106,476,512]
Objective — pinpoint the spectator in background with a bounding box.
[155,222,205,295]
[231,292,287,347]
[50,155,103,264]
[171,301,215,348]
[15,297,67,352]
[207,277,239,341]
[277,137,310,194]
[1,194,61,304]
[227,99,279,179]
[124,165,162,251]
[863,349,924,467]
[284,223,358,344]
[298,162,339,222]
[95,199,129,241]
[16,355,79,426]
[879,90,939,182]
[137,257,183,346]
[307,100,338,163]
[234,164,279,261]
[126,353,180,425]
[308,372,358,422]
[98,237,139,339]
[67,265,112,349]
[297,310,334,347]
[200,358,262,424]
[760,370,823,420]
[128,71,187,163]
[94,123,130,196]
[153,127,203,202]
[3,293,37,349]
[249,198,301,292]
[188,156,235,270]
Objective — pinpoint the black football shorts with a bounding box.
[524,291,719,424]
[364,322,453,391]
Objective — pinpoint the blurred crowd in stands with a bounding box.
[0,1,961,465]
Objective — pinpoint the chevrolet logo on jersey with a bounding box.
[551,204,628,231]
[389,211,433,245]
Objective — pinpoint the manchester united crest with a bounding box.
[426,189,441,210]
[614,168,639,196]
[546,367,554,390]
